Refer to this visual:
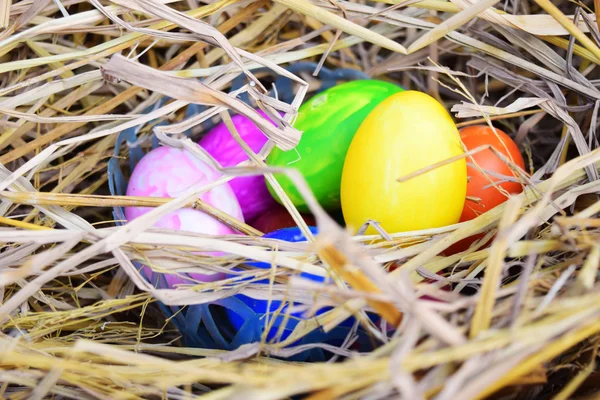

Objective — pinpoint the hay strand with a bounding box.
[2,0,600,398]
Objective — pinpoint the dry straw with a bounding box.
[1,0,600,399]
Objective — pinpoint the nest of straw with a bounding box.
[2,0,600,398]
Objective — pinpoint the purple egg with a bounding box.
[125,144,244,287]
[199,109,278,222]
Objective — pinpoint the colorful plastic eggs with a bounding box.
[226,226,353,343]
[341,90,467,235]
[446,125,525,254]
[266,80,403,212]
[250,203,316,234]
[125,144,243,286]
[199,109,278,221]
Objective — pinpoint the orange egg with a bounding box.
[446,125,525,254]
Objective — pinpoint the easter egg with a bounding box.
[266,80,404,212]
[226,226,354,343]
[341,90,467,235]
[125,144,244,287]
[445,125,525,254]
[458,125,525,220]
[199,109,278,221]
[249,203,316,234]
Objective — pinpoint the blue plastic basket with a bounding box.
[107,62,377,361]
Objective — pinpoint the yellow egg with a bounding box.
[340,90,467,234]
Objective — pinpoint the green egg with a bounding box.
[266,79,404,212]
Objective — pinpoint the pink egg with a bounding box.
[198,109,278,222]
[125,144,244,287]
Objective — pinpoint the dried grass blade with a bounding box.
[317,244,403,327]
[0,0,11,29]
[0,236,83,309]
[0,39,215,163]
[595,0,600,32]
[335,0,598,35]
[171,24,397,78]
[408,0,501,53]
[470,197,523,338]
[0,70,102,109]
[576,245,600,291]
[330,2,600,96]
[447,32,600,99]
[533,0,600,61]
[101,54,301,151]
[551,360,596,400]
[474,320,600,399]
[0,216,54,231]
[452,97,546,118]
[0,106,138,123]
[0,162,97,232]
[25,40,74,79]
[202,3,287,67]
[499,13,599,35]
[107,0,264,89]
[0,0,232,73]
[273,0,407,54]
[0,190,262,236]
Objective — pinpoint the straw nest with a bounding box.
[1,0,600,398]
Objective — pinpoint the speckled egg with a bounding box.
[125,144,244,287]
[199,109,278,221]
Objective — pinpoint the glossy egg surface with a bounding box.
[125,145,243,286]
[199,109,277,221]
[459,125,525,221]
[445,125,525,254]
[266,80,403,212]
[341,90,467,234]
